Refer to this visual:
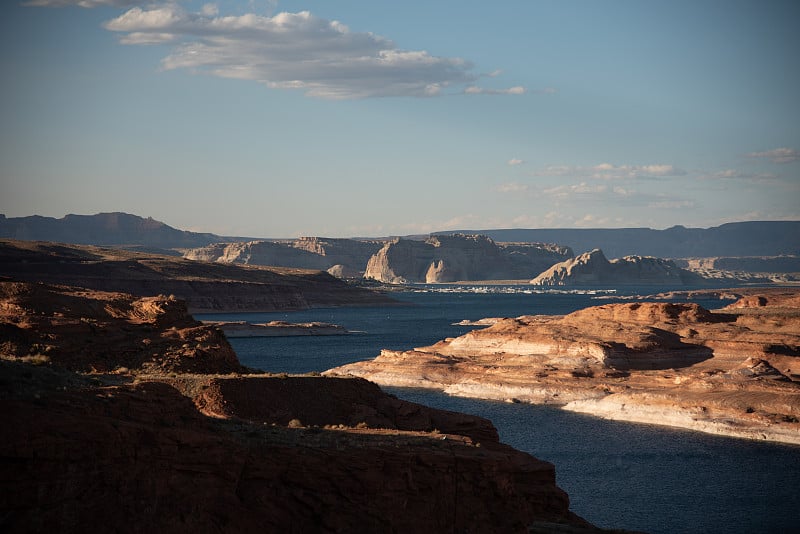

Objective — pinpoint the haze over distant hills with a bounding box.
[2,212,799,261]
[437,221,800,258]
[0,212,241,252]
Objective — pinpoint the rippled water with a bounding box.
[197,288,800,534]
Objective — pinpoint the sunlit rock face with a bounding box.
[328,294,800,445]
[364,234,572,283]
[530,248,707,286]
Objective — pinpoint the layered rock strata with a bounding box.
[0,239,394,312]
[531,249,707,286]
[328,296,800,444]
[365,234,573,283]
[0,280,600,533]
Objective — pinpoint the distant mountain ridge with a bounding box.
[436,221,800,258]
[0,212,241,250]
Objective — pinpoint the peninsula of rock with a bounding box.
[0,280,604,533]
[328,290,800,444]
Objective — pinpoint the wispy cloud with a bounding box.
[697,169,778,181]
[495,182,529,193]
[745,147,799,164]
[464,86,526,95]
[531,162,686,180]
[98,5,525,99]
[542,182,608,198]
[507,158,524,166]
[647,199,695,209]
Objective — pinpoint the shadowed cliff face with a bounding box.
[364,235,573,283]
[0,280,598,533]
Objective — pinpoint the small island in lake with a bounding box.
[204,320,349,337]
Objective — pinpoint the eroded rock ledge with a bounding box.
[327,295,800,445]
[0,280,603,533]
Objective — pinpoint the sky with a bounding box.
[1,0,798,238]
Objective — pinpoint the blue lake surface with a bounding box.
[198,288,800,534]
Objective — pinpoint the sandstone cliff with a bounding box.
[328,293,800,444]
[531,249,707,286]
[364,234,573,283]
[0,280,599,533]
[184,237,384,278]
[0,239,394,312]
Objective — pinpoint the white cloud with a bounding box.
[746,147,800,164]
[507,158,524,166]
[102,5,523,99]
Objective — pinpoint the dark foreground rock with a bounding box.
[0,280,604,533]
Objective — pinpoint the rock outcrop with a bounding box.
[328,294,800,444]
[530,249,707,286]
[365,235,573,283]
[0,280,599,533]
[0,281,245,374]
[0,239,395,312]
[185,237,384,278]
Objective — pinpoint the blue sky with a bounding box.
[1,0,798,238]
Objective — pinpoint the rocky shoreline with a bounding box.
[327,290,800,445]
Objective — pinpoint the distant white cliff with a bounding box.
[530,249,707,286]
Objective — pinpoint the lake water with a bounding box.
[198,287,800,534]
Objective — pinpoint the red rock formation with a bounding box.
[328,296,800,444]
